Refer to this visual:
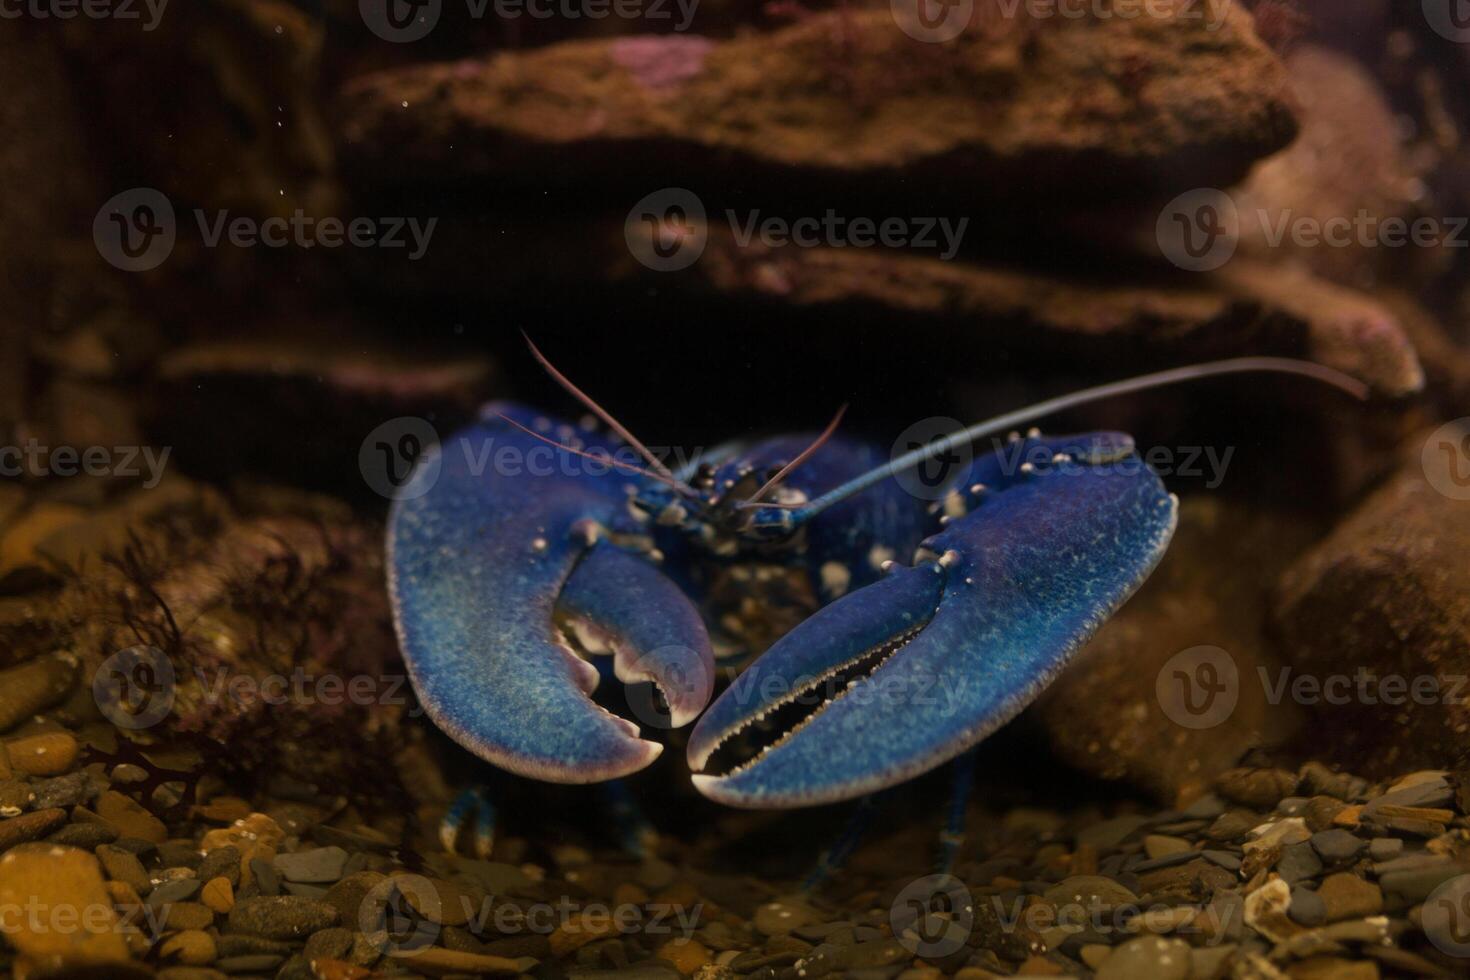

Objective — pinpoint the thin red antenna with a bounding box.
[496,414,698,497]
[741,404,847,508]
[523,333,688,491]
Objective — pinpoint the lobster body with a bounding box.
[390,397,1177,807]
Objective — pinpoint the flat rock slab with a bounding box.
[338,5,1296,202]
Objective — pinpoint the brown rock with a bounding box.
[96,790,168,844]
[1217,768,1299,809]
[4,731,79,777]
[1036,496,1308,804]
[160,929,218,966]
[1316,873,1383,922]
[0,809,68,852]
[1274,435,1470,778]
[0,654,80,733]
[0,842,133,974]
[339,5,1295,202]
[1236,46,1430,290]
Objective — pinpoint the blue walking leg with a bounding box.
[803,794,880,893]
[938,748,977,875]
[440,784,497,860]
[601,779,658,858]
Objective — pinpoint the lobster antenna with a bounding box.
[741,404,848,508]
[496,414,698,497]
[522,332,690,491]
[789,357,1370,523]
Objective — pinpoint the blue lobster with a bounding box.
[388,342,1365,856]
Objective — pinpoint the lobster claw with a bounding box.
[389,403,713,783]
[688,432,1178,808]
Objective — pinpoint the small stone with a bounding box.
[228,895,339,939]
[383,946,533,975]
[1276,843,1322,885]
[273,845,348,884]
[0,654,79,733]
[0,807,67,851]
[1367,838,1402,862]
[1297,763,1363,801]
[162,901,214,930]
[159,929,216,966]
[1316,872,1382,922]
[1243,878,1296,943]
[1288,887,1326,927]
[197,845,242,887]
[201,876,235,913]
[1205,811,1259,842]
[96,790,167,843]
[1217,768,1298,809]
[157,840,205,869]
[47,822,118,849]
[250,857,280,895]
[32,770,100,809]
[4,732,79,777]
[214,954,286,974]
[1043,876,1140,915]
[1309,829,1365,865]
[1202,850,1242,872]
[303,927,353,960]
[753,899,819,936]
[656,937,712,974]
[1244,818,1310,854]
[1287,956,1380,980]
[0,842,131,968]
[1096,936,1190,980]
[97,844,152,895]
[1144,835,1192,860]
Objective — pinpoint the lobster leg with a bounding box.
[688,433,1177,808]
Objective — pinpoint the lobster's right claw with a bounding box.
[688,433,1178,808]
[389,405,713,784]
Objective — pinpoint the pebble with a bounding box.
[273,845,348,883]
[1201,850,1241,871]
[1378,863,1468,901]
[1217,768,1298,809]
[1143,835,1192,860]
[163,900,214,930]
[47,822,118,848]
[1095,936,1190,980]
[201,876,235,912]
[1367,838,1402,862]
[250,856,280,895]
[147,877,202,911]
[1309,829,1365,864]
[215,954,286,974]
[98,843,152,895]
[96,790,168,843]
[228,895,340,939]
[1288,887,1326,927]
[3,731,79,776]
[753,899,818,936]
[1205,811,1258,842]
[303,926,353,960]
[197,845,242,886]
[0,842,131,967]
[31,769,96,811]
[159,929,216,966]
[0,807,67,851]
[0,654,78,733]
[1316,872,1382,921]
[1276,842,1323,885]
[655,937,712,974]
[386,947,534,975]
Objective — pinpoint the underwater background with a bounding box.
[3,0,1470,977]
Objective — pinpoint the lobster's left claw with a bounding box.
[688,437,1178,808]
[390,407,713,784]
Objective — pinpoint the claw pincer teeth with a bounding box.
[689,434,1177,809]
